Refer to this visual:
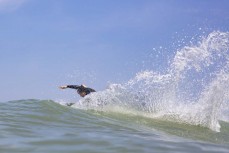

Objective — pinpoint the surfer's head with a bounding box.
[79,91,87,97]
[77,88,87,97]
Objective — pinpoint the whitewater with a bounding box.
[74,31,229,132]
[1,31,229,153]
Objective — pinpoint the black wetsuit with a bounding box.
[66,85,96,95]
[65,85,96,107]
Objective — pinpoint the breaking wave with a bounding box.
[72,31,229,132]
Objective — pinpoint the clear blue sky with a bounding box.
[0,0,229,102]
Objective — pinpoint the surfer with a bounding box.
[59,84,96,106]
[59,84,96,97]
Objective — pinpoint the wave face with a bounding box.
[73,31,229,132]
[1,99,229,153]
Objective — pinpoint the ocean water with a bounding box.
[1,100,229,153]
[1,31,229,153]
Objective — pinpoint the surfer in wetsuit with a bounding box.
[59,84,96,106]
[59,84,96,97]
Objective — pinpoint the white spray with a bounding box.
[74,31,229,132]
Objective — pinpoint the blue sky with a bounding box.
[0,0,229,102]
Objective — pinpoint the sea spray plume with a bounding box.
[134,31,229,131]
[74,31,229,132]
[171,31,229,78]
[166,31,229,132]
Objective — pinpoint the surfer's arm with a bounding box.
[59,85,80,90]
[86,88,96,92]
[84,88,96,94]
[66,85,81,89]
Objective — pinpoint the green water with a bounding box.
[0,99,229,153]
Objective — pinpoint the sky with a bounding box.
[0,0,229,102]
